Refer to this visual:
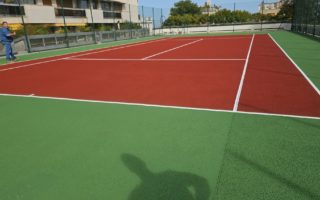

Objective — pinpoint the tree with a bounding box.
[276,0,294,20]
[170,0,201,16]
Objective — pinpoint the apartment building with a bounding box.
[201,0,220,15]
[0,0,140,29]
[259,0,284,16]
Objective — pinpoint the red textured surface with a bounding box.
[0,60,244,110]
[78,38,192,59]
[238,34,320,117]
[154,36,251,59]
[1,34,319,117]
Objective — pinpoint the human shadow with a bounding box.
[121,153,210,200]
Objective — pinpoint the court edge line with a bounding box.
[267,33,320,95]
[66,58,246,61]
[0,93,318,120]
[67,37,171,59]
[0,37,170,73]
[233,34,255,111]
[142,38,203,60]
[174,36,252,40]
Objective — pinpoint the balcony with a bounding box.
[55,7,86,18]
[103,11,121,19]
[0,3,25,16]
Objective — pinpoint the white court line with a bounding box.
[268,33,320,96]
[67,37,171,59]
[0,37,170,73]
[66,58,246,61]
[142,39,203,60]
[233,34,255,112]
[0,93,318,120]
[172,36,252,40]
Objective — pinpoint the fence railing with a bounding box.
[0,29,150,56]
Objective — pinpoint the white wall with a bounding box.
[24,5,56,23]
[157,23,292,35]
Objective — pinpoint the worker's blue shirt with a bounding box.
[0,27,13,43]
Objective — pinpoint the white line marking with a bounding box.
[66,58,246,61]
[69,37,171,59]
[267,33,320,96]
[142,39,203,60]
[0,93,318,120]
[0,38,170,73]
[172,36,252,40]
[233,34,255,111]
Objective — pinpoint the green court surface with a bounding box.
[0,31,320,200]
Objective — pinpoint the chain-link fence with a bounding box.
[292,0,320,38]
[1,0,293,55]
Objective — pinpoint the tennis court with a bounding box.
[0,31,319,200]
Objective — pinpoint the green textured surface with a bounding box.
[0,96,319,200]
[269,31,320,90]
[0,96,232,200]
[216,114,320,200]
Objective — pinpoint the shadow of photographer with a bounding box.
[121,153,210,200]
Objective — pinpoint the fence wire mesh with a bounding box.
[292,0,320,37]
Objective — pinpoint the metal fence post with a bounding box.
[233,2,236,32]
[17,0,31,53]
[152,7,155,36]
[261,0,264,31]
[313,0,320,36]
[112,1,117,41]
[160,8,163,35]
[88,0,97,43]
[142,6,145,37]
[129,4,133,39]
[207,5,210,33]
[60,0,69,48]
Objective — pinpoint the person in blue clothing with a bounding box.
[0,21,17,63]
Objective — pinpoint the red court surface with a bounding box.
[0,34,319,118]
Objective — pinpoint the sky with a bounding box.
[138,0,268,14]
